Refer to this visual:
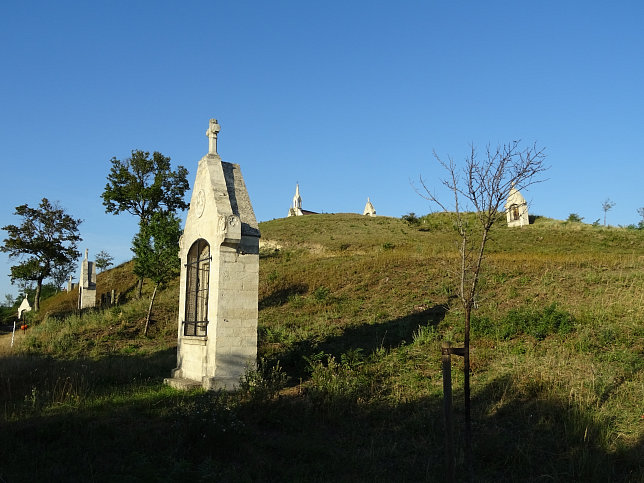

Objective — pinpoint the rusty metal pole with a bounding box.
[442,341,454,482]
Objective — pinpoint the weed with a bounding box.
[412,324,438,345]
[312,286,330,302]
[340,348,364,369]
[240,358,288,402]
[474,303,575,340]
[305,354,369,412]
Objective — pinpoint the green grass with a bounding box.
[1,213,642,481]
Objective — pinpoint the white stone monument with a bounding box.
[287,183,304,217]
[363,197,376,217]
[505,185,529,227]
[78,249,97,309]
[18,296,31,319]
[66,274,77,292]
[286,183,318,216]
[165,118,260,391]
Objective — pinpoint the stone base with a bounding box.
[163,376,240,392]
[202,376,239,391]
[163,377,202,391]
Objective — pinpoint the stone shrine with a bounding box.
[165,119,260,391]
[78,249,97,309]
[18,296,31,319]
[363,197,376,217]
[505,185,529,227]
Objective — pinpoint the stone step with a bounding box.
[163,377,202,391]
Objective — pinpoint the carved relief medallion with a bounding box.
[195,189,206,218]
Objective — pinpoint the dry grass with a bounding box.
[1,213,642,481]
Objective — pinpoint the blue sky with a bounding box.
[1,1,643,300]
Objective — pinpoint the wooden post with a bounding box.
[442,341,454,482]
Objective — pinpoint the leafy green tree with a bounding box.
[95,250,115,272]
[102,149,189,296]
[637,207,644,229]
[402,212,420,225]
[132,211,182,335]
[3,294,14,308]
[102,150,189,225]
[51,259,77,290]
[1,198,82,311]
[0,295,18,323]
[24,283,60,303]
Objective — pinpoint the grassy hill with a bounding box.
[1,214,642,481]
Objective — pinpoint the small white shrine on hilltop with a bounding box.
[363,197,376,217]
[18,296,31,319]
[287,184,376,217]
[505,185,529,227]
[165,119,260,391]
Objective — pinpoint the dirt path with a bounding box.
[0,326,19,355]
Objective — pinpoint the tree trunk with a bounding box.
[464,306,472,481]
[34,278,43,312]
[143,283,158,336]
[137,278,143,298]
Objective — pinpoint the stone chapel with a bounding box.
[287,183,318,216]
[287,184,376,217]
[505,185,529,227]
[165,119,260,391]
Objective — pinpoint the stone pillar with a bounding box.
[78,249,97,309]
[165,119,260,391]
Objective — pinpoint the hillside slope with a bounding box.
[1,213,642,481]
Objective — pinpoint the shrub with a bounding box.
[401,212,420,225]
[312,286,330,302]
[474,303,575,340]
[304,354,369,412]
[240,359,288,402]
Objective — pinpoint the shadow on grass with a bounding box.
[1,361,641,481]
[1,317,641,481]
[0,347,177,417]
[271,304,449,381]
[470,374,643,481]
[259,283,308,309]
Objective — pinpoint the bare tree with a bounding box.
[417,141,548,477]
[602,198,615,226]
